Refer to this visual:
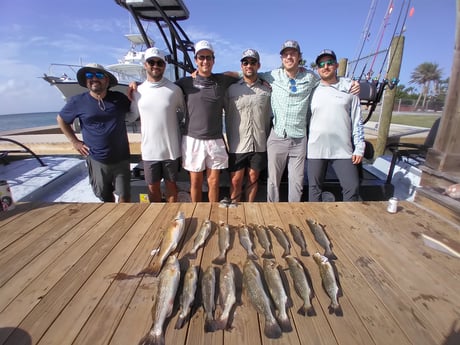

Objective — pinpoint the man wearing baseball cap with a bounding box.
[307,49,365,202]
[224,48,272,202]
[226,40,359,202]
[57,63,136,202]
[175,40,239,202]
[130,47,186,202]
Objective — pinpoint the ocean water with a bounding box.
[0,112,59,132]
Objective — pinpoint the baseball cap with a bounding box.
[144,47,166,62]
[241,48,260,62]
[315,49,337,64]
[280,40,301,54]
[194,40,214,54]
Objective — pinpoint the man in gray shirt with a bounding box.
[224,49,272,202]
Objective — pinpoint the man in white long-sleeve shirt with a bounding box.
[130,47,185,202]
[307,49,365,202]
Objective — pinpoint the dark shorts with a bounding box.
[143,158,180,184]
[86,157,131,202]
[227,152,267,173]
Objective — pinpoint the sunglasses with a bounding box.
[317,60,336,68]
[147,59,165,67]
[85,72,106,80]
[242,59,258,66]
[196,55,214,61]
[289,78,297,93]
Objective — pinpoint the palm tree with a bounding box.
[409,62,443,109]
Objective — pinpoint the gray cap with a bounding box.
[280,40,301,54]
[76,63,117,88]
[241,48,260,62]
[315,49,337,64]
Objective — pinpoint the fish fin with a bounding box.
[264,319,282,339]
[328,303,343,316]
[204,319,217,333]
[137,333,163,345]
[300,249,310,257]
[277,317,293,332]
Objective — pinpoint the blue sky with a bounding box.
[0,0,456,115]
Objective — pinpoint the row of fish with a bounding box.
[137,211,338,277]
[137,211,341,344]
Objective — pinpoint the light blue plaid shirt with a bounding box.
[259,68,352,139]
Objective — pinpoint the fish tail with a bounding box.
[188,248,197,259]
[174,314,187,329]
[212,255,225,265]
[214,317,228,331]
[204,317,217,333]
[306,305,316,317]
[300,249,310,257]
[277,316,293,332]
[325,248,338,260]
[328,301,343,316]
[282,249,290,258]
[137,261,161,277]
[262,250,274,259]
[264,319,282,339]
[248,252,259,261]
[137,333,163,345]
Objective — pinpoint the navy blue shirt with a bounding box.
[59,91,131,163]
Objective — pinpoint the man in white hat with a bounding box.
[130,47,186,202]
[175,40,238,202]
[57,63,136,202]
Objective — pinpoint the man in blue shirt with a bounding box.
[57,63,135,202]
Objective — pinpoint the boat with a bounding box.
[41,33,151,102]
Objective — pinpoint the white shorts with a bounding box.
[182,135,228,172]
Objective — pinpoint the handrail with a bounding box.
[0,137,46,167]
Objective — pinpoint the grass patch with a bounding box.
[365,113,441,128]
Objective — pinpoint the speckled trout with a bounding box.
[313,252,342,316]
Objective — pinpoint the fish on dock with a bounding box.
[238,224,258,260]
[212,221,230,264]
[138,211,186,276]
[306,219,337,260]
[175,264,198,329]
[285,255,315,316]
[138,255,181,345]
[268,225,291,257]
[254,224,274,259]
[289,224,310,256]
[188,219,212,258]
[313,252,342,316]
[243,259,282,339]
[262,258,292,331]
[201,265,217,332]
[215,262,236,330]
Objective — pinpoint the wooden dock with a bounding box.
[0,201,459,345]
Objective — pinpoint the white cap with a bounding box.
[194,40,214,54]
[144,47,166,62]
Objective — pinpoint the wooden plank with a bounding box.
[109,203,194,345]
[312,202,445,344]
[0,203,101,287]
[40,203,163,345]
[4,203,144,345]
[279,203,413,345]
[226,203,263,345]
[0,203,115,314]
[0,203,67,251]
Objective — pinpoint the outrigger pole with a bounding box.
[115,0,196,80]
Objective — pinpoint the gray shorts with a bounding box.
[86,157,131,202]
[143,158,180,184]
